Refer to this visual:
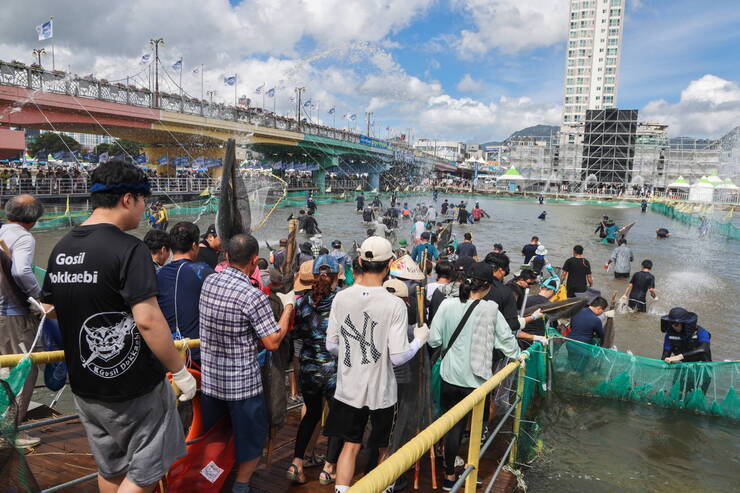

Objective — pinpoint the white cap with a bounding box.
[359,236,394,262]
[383,278,409,298]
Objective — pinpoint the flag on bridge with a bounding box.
[157,155,169,165]
[328,107,335,115]
[255,83,265,94]
[289,95,295,103]
[99,152,109,164]
[224,75,236,86]
[266,88,275,97]
[192,66,199,74]
[172,58,182,70]
[135,154,147,164]
[36,19,53,41]
[140,54,152,65]
[303,99,312,108]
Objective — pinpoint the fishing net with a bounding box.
[546,334,739,419]
[0,358,41,492]
[515,342,547,463]
[651,202,740,240]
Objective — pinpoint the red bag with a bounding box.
[161,414,235,492]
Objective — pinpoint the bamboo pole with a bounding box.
[0,339,200,368]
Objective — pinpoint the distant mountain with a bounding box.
[480,124,560,146]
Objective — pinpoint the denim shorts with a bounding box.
[200,392,268,463]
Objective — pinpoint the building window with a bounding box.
[607,48,618,55]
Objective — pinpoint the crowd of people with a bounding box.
[0,159,714,493]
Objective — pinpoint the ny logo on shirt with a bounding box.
[340,312,381,367]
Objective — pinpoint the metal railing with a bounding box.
[0,62,454,169]
[0,176,214,198]
[349,353,530,493]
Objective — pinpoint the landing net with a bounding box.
[547,334,739,419]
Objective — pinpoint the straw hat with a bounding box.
[389,254,424,281]
[293,260,315,291]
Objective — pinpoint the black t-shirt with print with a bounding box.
[42,223,165,402]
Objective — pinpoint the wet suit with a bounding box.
[595,220,607,238]
[302,215,321,235]
[356,195,365,212]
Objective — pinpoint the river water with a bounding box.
[28,193,739,491]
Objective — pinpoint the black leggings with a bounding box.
[294,393,343,463]
[441,380,477,476]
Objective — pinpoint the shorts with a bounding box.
[324,399,397,448]
[293,337,304,358]
[628,298,647,312]
[73,379,186,486]
[614,272,630,279]
[200,392,268,463]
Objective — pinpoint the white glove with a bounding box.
[517,317,526,329]
[530,309,543,320]
[604,310,615,318]
[532,335,548,345]
[665,354,684,364]
[172,366,197,401]
[276,290,295,308]
[518,353,528,369]
[413,324,430,345]
[619,295,628,303]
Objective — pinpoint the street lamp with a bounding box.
[149,38,165,107]
[206,90,216,104]
[32,48,46,67]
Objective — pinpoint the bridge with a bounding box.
[0,62,455,191]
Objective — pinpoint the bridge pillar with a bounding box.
[313,168,327,193]
[369,172,380,192]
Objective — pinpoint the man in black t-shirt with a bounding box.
[518,277,558,349]
[561,245,592,298]
[42,161,196,491]
[624,259,657,312]
[197,223,221,268]
[521,236,538,264]
[456,232,478,260]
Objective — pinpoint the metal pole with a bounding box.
[50,17,55,70]
[200,64,204,100]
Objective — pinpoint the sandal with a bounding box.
[319,470,336,486]
[286,464,307,484]
[303,454,326,468]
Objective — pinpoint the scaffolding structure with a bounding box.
[580,109,637,187]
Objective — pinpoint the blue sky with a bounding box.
[1,0,738,142]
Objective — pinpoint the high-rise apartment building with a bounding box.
[561,0,626,125]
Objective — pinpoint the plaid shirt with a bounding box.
[199,266,278,400]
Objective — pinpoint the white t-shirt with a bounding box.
[426,207,437,221]
[414,221,426,239]
[327,284,410,410]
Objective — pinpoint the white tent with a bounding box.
[499,166,525,181]
[667,176,690,189]
[707,171,723,185]
[688,176,714,203]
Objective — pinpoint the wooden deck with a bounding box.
[23,408,516,492]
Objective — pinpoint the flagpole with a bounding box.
[179,62,183,98]
[200,64,204,100]
[273,88,276,114]
[50,17,55,70]
[234,74,237,106]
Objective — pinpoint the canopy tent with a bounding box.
[499,166,525,181]
[707,171,723,185]
[689,176,714,203]
[715,178,738,190]
[667,176,690,189]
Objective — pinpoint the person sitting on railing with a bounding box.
[429,262,523,491]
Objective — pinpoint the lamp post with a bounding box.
[295,87,305,127]
[32,48,46,67]
[206,90,216,104]
[149,38,165,107]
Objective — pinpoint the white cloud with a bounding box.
[640,75,740,137]
[456,73,484,92]
[452,0,569,56]
[417,95,561,142]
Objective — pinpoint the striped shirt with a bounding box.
[199,266,278,400]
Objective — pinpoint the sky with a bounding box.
[0,0,738,143]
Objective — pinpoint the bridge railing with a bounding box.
[0,176,214,198]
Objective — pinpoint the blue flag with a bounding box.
[193,156,206,167]
[36,20,52,41]
[303,99,312,108]
[140,54,152,65]
[135,154,147,164]
[328,107,335,114]
[266,88,275,97]
[172,58,182,70]
[157,155,169,165]
[224,76,236,86]
[99,152,109,163]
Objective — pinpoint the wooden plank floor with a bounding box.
[24,409,516,493]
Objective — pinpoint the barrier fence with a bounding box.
[651,201,739,240]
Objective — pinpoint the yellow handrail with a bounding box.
[349,357,526,493]
[0,339,200,368]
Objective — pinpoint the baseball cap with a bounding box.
[331,239,342,249]
[313,254,339,274]
[383,279,409,298]
[359,236,394,262]
[202,224,217,239]
[293,260,315,291]
[467,261,494,283]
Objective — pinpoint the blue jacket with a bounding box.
[411,242,439,263]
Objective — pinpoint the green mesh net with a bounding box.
[547,335,739,419]
[651,202,739,240]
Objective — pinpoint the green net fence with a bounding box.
[517,342,548,462]
[651,202,739,240]
[547,335,739,419]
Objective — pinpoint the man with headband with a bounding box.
[42,160,196,492]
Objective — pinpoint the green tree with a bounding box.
[94,142,112,155]
[101,139,144,157]
[27,132,81,156]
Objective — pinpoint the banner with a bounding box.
[360,135,391,150]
